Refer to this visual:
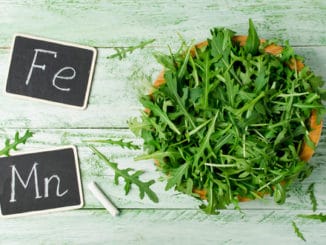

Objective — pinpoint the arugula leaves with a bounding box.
[291,183,326,241]
[0,130,33,156]
[134,19,325,214]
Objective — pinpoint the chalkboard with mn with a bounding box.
[0,146,84,217]
[5,34,97,109]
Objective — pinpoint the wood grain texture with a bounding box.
[0,0,326,243]
[0,0,325,47]
[0,210,325,244]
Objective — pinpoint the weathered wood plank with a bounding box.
[1,46,325,129]
[1,128,325,210]
[0,209,325,244]
[0,0,325,47]
[0,0,325,244]
[0,47,159,128]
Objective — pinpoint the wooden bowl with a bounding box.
[152,35,323,201]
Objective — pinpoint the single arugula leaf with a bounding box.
[200,182,220,215]
[165,162,190,190]
[199,52,212,108]
[90,146,159,203]
[107,39,155,60]
[85,138,140,150]
[297,213,326,222]
[210,27,234,63]
[273,183,286,204]
[153,51,176,72]
[141,97,181,135]
[177,44,193,80]
[185,178,194,195]
[0,130,33,156]
[128,116,152,137]
[193,112,218,166]
[292,220,306,242]
[306,183,317,212]
[244,18,260,55]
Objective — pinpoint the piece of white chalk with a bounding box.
[88,181,120,217]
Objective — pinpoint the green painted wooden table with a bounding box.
[0,1,325,244]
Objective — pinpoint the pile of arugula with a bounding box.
[130,20,326,214]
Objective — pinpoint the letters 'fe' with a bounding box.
[5,35,97,109]
[0,146,83,217]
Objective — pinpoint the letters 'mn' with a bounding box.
[10,162,68,203]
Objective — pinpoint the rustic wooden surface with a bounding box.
[0,0,325,244]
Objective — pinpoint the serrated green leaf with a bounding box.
[292,221,306,241]
[165,163,189,190]
[193,112,218,165]
[244,19,260,55]
[306,183,317,212]
[141,98,181,135]
[164,71,196,129]
[0,130,33,156]
[273,183,286,204]
[297,213,326,222]
[200,182,221,215]
[90,146,159,203]
[107,39,155,60]
[185,178,194,195]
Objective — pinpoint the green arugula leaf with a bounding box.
[163,71,196,129]
[108,39,155,60]
[306,183,317,212]
[244,18,260,55]
[292,220,306,242]
[90,146,159,203]
[0,130,33,156]
[128,117,149,137]
[193,112,218,166]
[297,213,326,222]
[165,162,189,190]
[141,97,181,135]
[200,182,220,215]
[273,183,286,204]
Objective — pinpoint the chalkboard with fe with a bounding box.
[5,34,97,109]
[0,146,84,217]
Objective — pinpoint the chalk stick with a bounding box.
[88,181,120,217]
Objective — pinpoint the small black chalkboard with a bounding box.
[0,146,84,217]
[5,34,97,109]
